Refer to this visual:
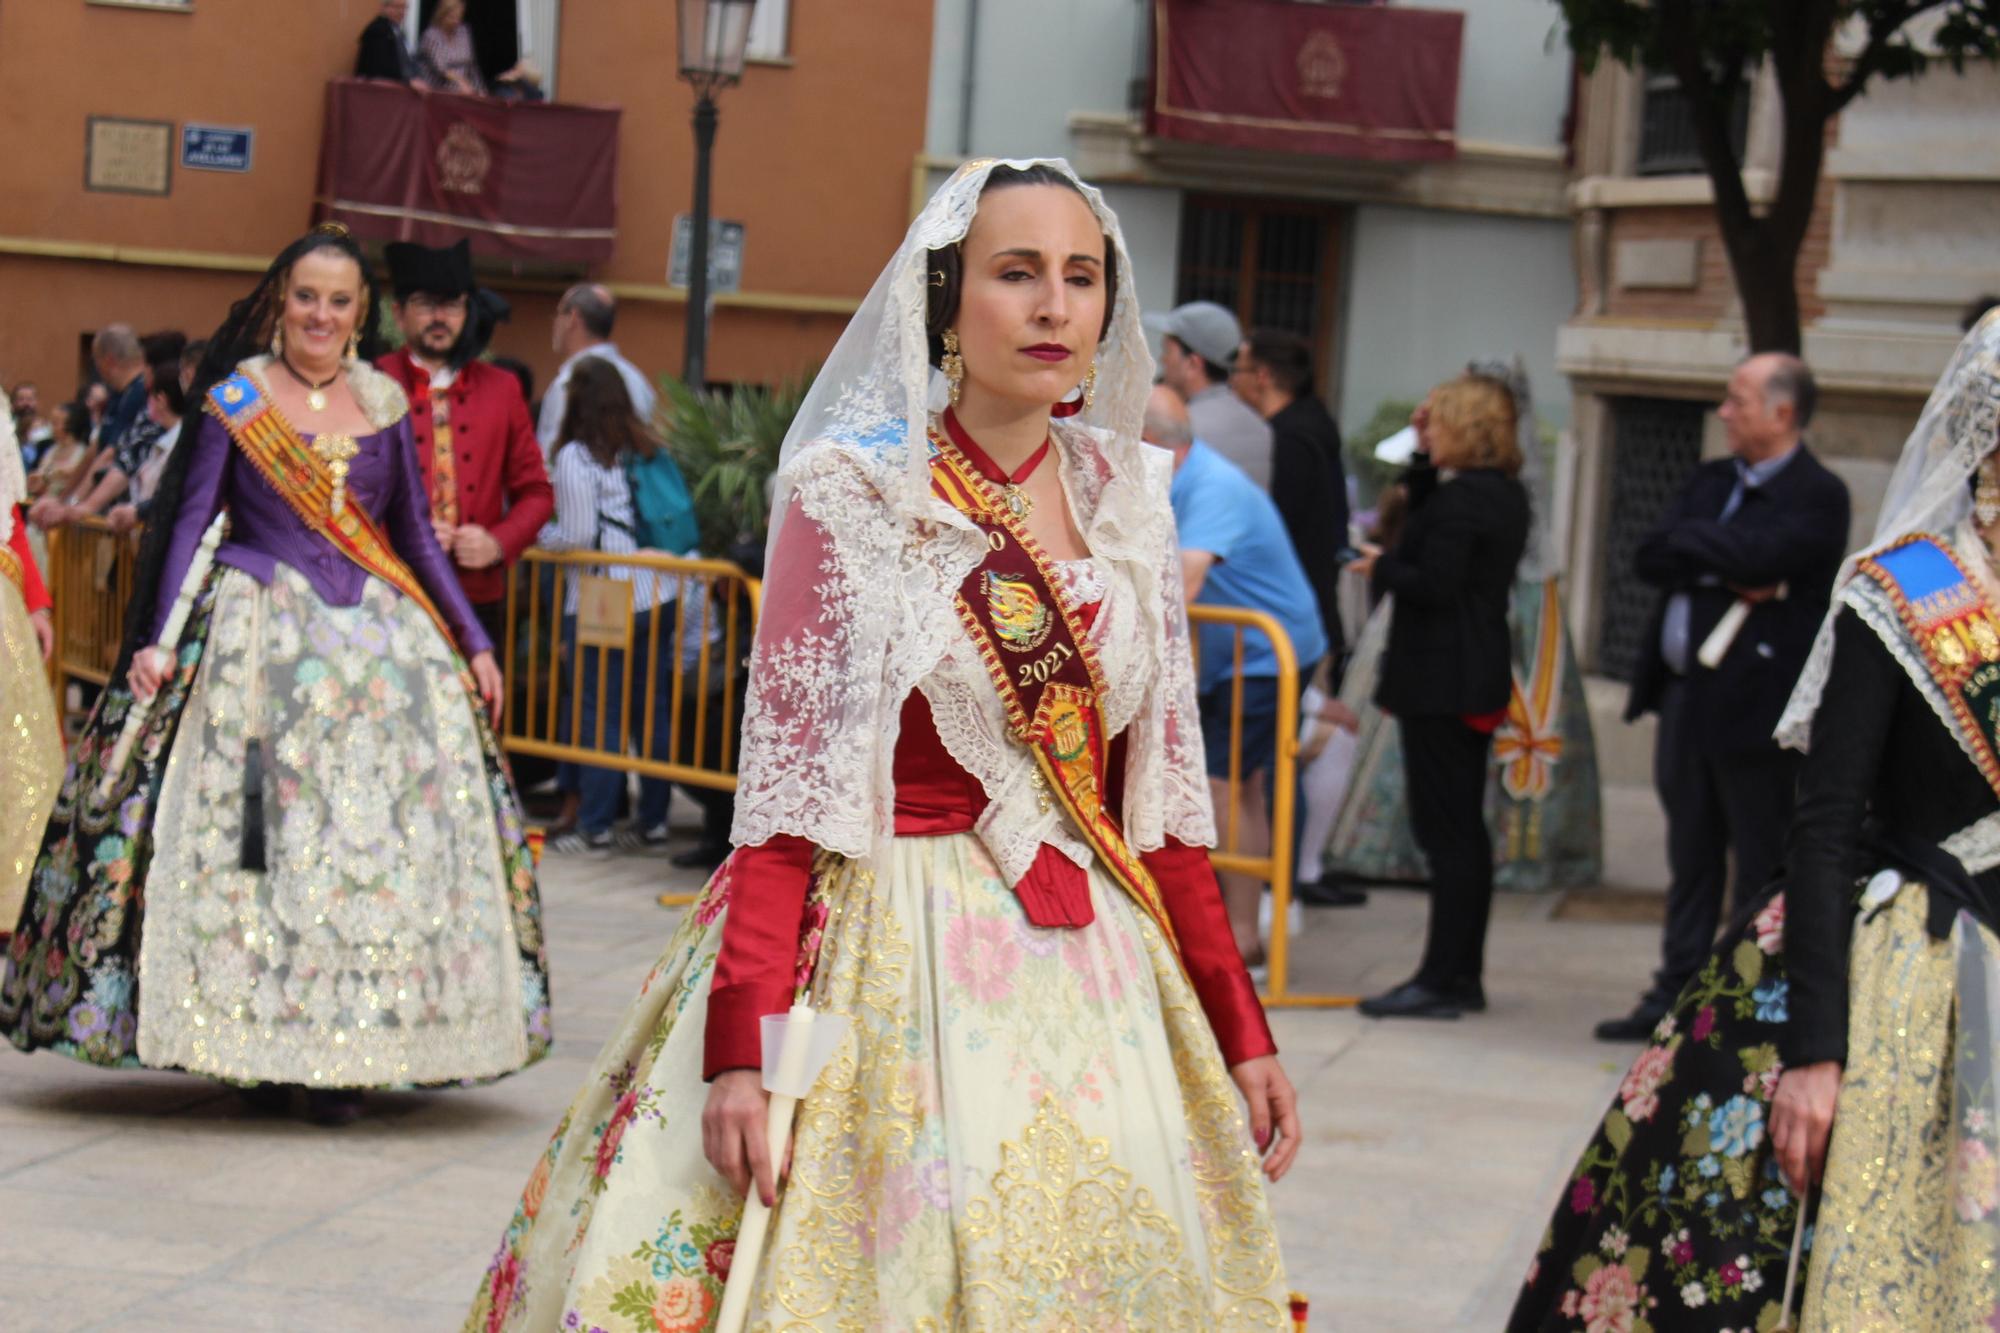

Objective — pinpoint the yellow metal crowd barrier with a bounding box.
[1188,604,1358,1010]
[499,548,762,907]
[45,517,139,727]
[41,525,1347,997]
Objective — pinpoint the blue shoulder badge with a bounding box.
[207,371,265,429]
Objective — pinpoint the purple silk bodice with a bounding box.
[149,411,493,658]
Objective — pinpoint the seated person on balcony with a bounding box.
[29,325,150,529]
[420,0,487,96]
[356,0,421,85]
[106,354,189,534]
[376,239,553,654]
[538,284,657,459]
[1147,384,1328,971]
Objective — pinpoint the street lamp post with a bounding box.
[677,0,756,388]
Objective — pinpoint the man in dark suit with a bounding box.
[356,0,421,85]
[1596,353,1851,1041]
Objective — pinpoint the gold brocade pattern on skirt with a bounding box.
[1803,883,2000,1330]
[0,578,62,930]
[464,832,1289,1332]
[135,565,529,1086]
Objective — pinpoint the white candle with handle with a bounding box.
[1696,581,1787,670]
[713,1001,849,1333]
[95,511,228,805]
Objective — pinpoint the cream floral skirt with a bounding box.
[1802,882,2000,1329]
[134,564,538,1087]
[0,576,62,930]
[466,831,1291,1332]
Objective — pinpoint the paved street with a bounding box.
[0,817,1663,1332]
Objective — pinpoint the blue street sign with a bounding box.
[180,125,253,174]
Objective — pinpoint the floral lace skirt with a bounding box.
[1509,881,2000,1331]
[0,576,62,931]
[464,832,1291,1332]
[1,564,549,1085]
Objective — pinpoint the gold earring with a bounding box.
[270,324,284,359]
[941,328,965,407]
[346,330,361,361]
[1978,456,2000,529]
[1082,362,1098,409]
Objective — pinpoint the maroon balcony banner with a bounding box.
[316,79,620,263]
[1149,0,1462,162]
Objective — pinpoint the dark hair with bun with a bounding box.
[924,164,1118,367]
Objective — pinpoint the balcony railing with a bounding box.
[315,78,620,264]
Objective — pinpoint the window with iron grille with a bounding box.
[1596,396,1706,681]
[1176,197,1339,363]
[1636,70,1752,177]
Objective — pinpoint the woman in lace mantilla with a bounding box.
[1510,312,2000,1331]
[0,227,550,1123]
[464,159,1299,1331]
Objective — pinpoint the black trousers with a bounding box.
[1650,678,1798,1003]
[1401,714,1497,988]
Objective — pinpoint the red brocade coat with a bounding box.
[702,597,1278,1081]
[376,351,553,607]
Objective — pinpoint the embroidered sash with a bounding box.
[0,542,22,598]
[928,431,1181,957]
[1858,535,2000,802]
[206,372,459,649]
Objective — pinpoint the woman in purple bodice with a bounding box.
[0,226,550,1123]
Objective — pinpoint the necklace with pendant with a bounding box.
[1000,437,1054,520]
[278,355,341,413]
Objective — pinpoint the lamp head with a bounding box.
[678,0,757,96]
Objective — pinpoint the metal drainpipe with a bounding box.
[957,0,980,157]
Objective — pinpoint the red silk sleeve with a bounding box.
[703,834,817,1081]
[8,509,49,615]
[1144,837,1277,1068]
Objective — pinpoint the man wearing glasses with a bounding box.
[378,239,553,654]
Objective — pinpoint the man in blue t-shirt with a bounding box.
[1148,385,1328,968]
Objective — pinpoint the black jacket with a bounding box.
[1783,608,2000,1068]
[1268,395,1351,658]
[1372,463,1530,717]
[1623,446,1850,753]
[356,15,418,82]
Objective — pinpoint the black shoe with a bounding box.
[1358,980,1463,1020]
[1594,1003,1669,1043]
[670,842,732,871]
[1453,979,1488,1013]
[233,1082,293,1115]
[304,1089,366,1126]
[1296,881,1369,908]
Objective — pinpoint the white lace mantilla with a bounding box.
[731,420,1215,884]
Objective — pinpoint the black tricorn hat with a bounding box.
[384,238,475,299]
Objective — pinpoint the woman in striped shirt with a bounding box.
[539,356,679,854]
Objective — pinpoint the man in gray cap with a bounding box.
[1152,300,1274,489]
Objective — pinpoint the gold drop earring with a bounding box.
[1979,455,2000,529]
[345,329,361,362]
[270,323,285,359]
[1082,361,1098,409]
[940,328,965,407]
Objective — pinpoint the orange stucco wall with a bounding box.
[0,0,932,401]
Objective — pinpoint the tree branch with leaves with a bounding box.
[1559,0,2000,352]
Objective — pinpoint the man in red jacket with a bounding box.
[377,240,553,656]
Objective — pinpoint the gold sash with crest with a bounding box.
[928,431,1181,958]
[206,372,460,650]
